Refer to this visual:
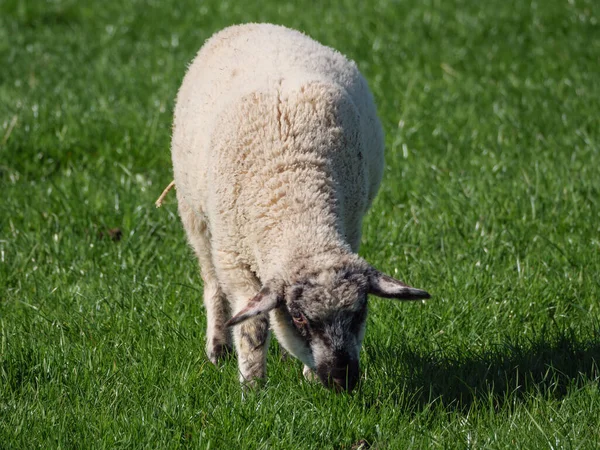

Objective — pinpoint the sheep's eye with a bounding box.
[292,312,308,329]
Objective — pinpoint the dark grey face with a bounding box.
[228,257,430,393]
[281,272,369,392]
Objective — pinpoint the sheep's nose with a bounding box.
[318,361,359,392]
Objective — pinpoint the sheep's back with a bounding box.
[171,24,383,230]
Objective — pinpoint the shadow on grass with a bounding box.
[369,329,600,411]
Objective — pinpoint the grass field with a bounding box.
[1,0,599,447]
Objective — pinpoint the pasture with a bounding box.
[1,0,599,447]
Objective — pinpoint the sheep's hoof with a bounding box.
[207,342,233,365]
[303,365,319,382]
[279,347,290,361]
[239,375,267,398]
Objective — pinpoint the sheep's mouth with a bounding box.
[317,361,359,393]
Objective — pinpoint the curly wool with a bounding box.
[172,23,384,281]
[171,24,387,384]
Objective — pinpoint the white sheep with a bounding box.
[169,23,429,391]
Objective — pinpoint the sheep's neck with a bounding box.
[257,219,351,282]
[248,180,352,281]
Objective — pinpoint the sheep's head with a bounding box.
[226,258,430,392]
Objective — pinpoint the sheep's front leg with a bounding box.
[216,253,271,386]
[303,365,319,382]
[233,313,271,386]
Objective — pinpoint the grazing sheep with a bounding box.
[170,23,430,392]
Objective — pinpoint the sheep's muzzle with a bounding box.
[317,360,359,393]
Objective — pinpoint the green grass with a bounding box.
[1,0,599,447]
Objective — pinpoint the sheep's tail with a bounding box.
[155,180,176,208]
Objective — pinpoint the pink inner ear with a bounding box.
[225,306,260,327]
[225,287,282,327]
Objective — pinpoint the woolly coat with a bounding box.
[171,23,384,289]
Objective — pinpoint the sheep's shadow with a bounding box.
[365,329,600,411]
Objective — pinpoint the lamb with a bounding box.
[169,23,430,392]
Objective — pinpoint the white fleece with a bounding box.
[172,23,383,281]
[171,23,385,381]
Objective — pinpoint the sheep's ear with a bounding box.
[367,271,430,300]
[226,285,283,327]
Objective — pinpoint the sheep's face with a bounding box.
[270,268,369,392]
[227,259,430,393]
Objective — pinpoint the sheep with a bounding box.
[169,23,430,392]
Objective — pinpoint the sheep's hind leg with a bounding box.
[178,197,231,364]
[202,276,232,364]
